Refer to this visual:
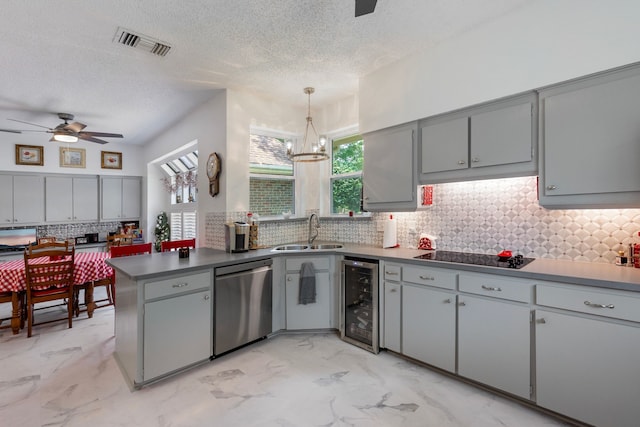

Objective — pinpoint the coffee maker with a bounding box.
[225,222,250,253]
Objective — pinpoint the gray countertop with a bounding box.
[106,243,640,292]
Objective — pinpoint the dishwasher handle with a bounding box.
[215,258,272,277]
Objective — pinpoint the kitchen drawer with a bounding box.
[537,283,640,323]
[403,265,457,290]
[144,269,212,301]
[459,273,532,303]
[286,257,330,271]
[383,264,401,281]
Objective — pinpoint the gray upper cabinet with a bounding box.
[0,174,45,225]
[420,92,537,184]
[539,64,640,208]
[363,122,417,211]
[45,176,98,222]
[101,176,141,220]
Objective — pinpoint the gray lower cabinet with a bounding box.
[362,122,417,211]
[402,284,456,373]
[457,295,531,399]
[285,257,331,330]
[539,63,640,208]
[535,283,640,427]
[457,272,533,400]
[144,289,212,381]
[382,281,401,353]
[114,267,213,387]
[535,310,640,427]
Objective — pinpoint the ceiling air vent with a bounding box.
[113,27,172,57]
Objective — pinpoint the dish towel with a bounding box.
[299,262,316,305]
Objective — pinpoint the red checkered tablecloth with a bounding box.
[0,252,113,292]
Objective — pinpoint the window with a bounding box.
[170,211,197,240]
[331,134,363,214]
[249,132,295,216]
[161,152,198,204]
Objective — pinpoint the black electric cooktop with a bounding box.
[414,250,534,269]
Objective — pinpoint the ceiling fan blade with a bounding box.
[7,118,52,130]
[0,128,23,134]
[77,134,109,144]
[65,121,86,133]
[79,131,123,138]
[355,0,377,17]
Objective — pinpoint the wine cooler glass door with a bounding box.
[341,259,379,353]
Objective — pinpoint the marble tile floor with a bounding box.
[0,293,572,427]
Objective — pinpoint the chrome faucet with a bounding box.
[308,213,320,245]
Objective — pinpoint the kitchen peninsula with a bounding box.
[108,243,640,426]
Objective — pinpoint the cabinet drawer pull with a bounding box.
[419,275,435,281]
[172,283,189,288]
[457,160,466,165]
[458,301,466,306]
[584,300,615,309]
[389,288,397,293]
[203,294,210,300]
[472,157,480,163]
[546,185,557,190]
[536,318,546,324]
[481,285,502,291]
[386,271,399,276]
[443,298,451,304]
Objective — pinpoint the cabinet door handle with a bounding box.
[287,277,292,281]
[457,160,466,165]
[481,285,502,291]
[472,157,480,163]
[458,301,466,306]
[443,298,451,304]
[172,283,189,288]
[386,271,399,276]
[203,294,210,300]
[584,300,615,309]
[389,288,397,293]
[419,275,435,281]
[546,185,557,190]
[536,318,546,324]
[364,197,370,200]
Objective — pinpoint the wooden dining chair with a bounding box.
[24,241,75,337]
[106,233,134,251]
[161,238,196,252]
[99,242,152,308]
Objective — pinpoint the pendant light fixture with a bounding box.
[286,87,328,162]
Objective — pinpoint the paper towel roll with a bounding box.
[383,215,397,248]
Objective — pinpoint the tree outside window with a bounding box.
[331,135,363,214]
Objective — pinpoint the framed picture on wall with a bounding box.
[59,147,86,168]
[15,144,44,166]
[101,151,122,169]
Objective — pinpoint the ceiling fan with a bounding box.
[355,0,377,17]
[0,112,123,144]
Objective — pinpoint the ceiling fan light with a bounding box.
[53,133,78,143]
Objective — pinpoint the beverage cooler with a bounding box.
[341,257,379,354]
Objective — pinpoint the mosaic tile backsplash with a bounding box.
[206,176,640,264]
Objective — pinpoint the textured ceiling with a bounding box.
[0,0,530,146]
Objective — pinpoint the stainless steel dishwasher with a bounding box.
[214,259,272,355]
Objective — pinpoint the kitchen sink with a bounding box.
[270,243,344,252]
[309,244,343,250]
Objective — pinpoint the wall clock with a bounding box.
[206,152,221,197]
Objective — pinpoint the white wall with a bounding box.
[0,136,143,176]
[359,0,640,133]
[142,90,227,247]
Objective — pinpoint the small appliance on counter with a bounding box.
[225,222,250,253]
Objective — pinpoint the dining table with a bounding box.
[0,251,113,334]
